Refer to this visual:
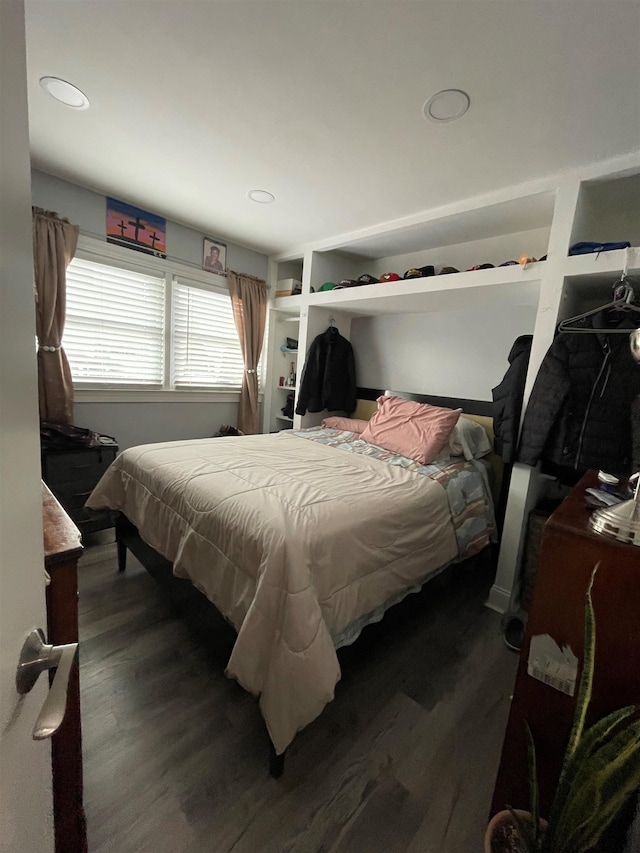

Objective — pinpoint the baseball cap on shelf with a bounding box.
[333,279,361,289]
[499,261,518,266]
[378,272,401,282]
[466,263,495,271]
[438,266,460,275]
[357,273,378,284]
[403,265,435,279]
[318,281,336,292]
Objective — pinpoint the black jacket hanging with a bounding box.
[492,335,533,464]
[517,312,640,477]
[295,326,357,415]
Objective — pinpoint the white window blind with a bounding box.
[172,278,245,388]
[64,257,165,385]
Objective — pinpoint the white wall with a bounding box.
[74,400,244,451]
[570,173,640,247]
[31,171,268,441]
[351,304,537,400]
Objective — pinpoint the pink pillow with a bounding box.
[321,416,369,434]
[361,396,462,464]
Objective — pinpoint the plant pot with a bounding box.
[485,809,548,853]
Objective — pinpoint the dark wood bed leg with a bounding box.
[115,513,128,572]
[269,743,285,779]
[117,536,127,572]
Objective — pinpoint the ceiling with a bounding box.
[24,1,640,256]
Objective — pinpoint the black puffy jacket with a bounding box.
[517,312,640,477]
[295,326,357,415]
[492,335,533,464]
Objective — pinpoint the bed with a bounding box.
[85,390,498,773]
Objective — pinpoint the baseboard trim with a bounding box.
[485,583,511,614]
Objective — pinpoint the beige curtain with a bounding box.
[33,207,79,424]
[227,270,268,434]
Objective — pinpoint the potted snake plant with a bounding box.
[486,564,640,853]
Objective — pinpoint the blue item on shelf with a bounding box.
[568,241,631,256]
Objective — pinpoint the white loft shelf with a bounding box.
[270,251,640,314]
[276,385,297,392]
[303,263,545,316]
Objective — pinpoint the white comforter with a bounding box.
[86,432,458,753]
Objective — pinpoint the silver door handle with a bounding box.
[15,628,79,740]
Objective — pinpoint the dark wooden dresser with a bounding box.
[42,441,118,536]
[491,470,640,835]
[43,482,87,853]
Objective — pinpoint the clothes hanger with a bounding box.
[557,263,640,334]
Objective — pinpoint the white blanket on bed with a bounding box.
[86,432,457,753]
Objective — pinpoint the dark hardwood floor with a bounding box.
[78,535,518,853]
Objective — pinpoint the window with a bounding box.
[64,251,246,392]
[64,257,165,385]
[172,278,244,388]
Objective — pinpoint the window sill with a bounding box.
[74,388,261,404]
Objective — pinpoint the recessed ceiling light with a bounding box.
[39,76,90,110]
[248,189,275,204]
[423,89,470,123]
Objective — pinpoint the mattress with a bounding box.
[86,429,494,754]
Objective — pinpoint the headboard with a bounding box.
[353,387,502,503]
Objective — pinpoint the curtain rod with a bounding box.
[78,228,267,288]
[79,228,213,273]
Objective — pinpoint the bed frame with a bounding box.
[113,388,500,779]
[115,512,288,778]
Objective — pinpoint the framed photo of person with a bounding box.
[203,238,227,275]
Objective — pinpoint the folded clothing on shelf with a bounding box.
[275,278,301,297]
[568,241,631,256]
